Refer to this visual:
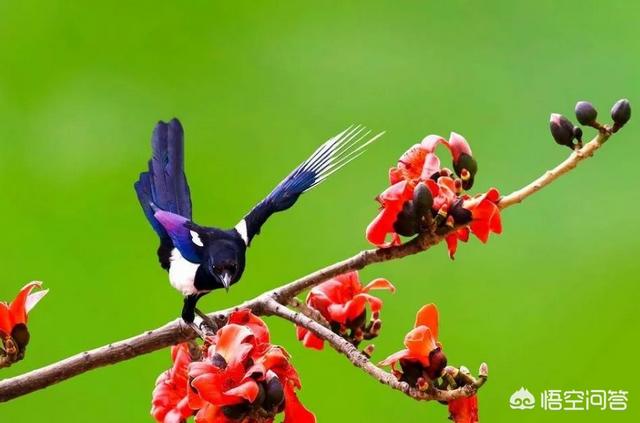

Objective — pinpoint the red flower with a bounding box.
[367,132,501,258]
[448,395,479,423]
[296,271,395,350]
[0,281,48,361]
[151,343,194,423]
[152,310,315,423]
[379,304,447,382]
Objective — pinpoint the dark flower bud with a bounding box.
[573,126,583,143]
[10,324,30,353]
[393,201,418,237]
[346,310,366,330]
[210,352,227,369]
[575,101,598,126]
[453,154,477,190]
[222,403,250,419]
[399,359,424,386]
[370,319,382,337]
[449,199,472,225]
[413,183,433,217]
[549,113,576,149]
[425,348,448,380]
[262,377,285,410]
[252,382,266,407]
[611,99,631,132]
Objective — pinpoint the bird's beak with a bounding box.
[221,272,232,292]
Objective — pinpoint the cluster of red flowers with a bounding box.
[295,271,395,350]
[366,133,502,258]
[152,310,315,423]
[0,282,48,367]
[379,304,479,423]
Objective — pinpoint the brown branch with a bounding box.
[498,129,610,208]
[262,299,486,402]
[0,127,618,403]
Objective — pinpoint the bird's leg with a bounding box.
[182,295,199,324]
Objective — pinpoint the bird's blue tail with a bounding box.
[134,118,193,241]
[239,126,384,244]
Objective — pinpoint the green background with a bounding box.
[0,1,637,421]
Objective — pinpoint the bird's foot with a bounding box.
[195,308,218,333]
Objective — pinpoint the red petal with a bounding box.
[378,349,410,369]
[224,380,260,402]
[360,293,384,313]
[327,296,366,324]
[362,278,396,293]
[420,153,441,180]
[404,326,438,358]
[0,303,11,336]
[25,289,48,314]
[445,234,459,259]
[414,304,439,340]
[302,332,324,350]
[366,208,399,247]
[9,282,43,325]
[421,134,448,153]
[283,382,316,423]
[228,309,270,345]
[214,324,254,365]
[448,395,479,423]
[297,325,324,350]
[448,132,472,162]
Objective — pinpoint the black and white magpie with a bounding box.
[134,119,382,323]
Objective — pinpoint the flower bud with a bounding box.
[426,348,448,379]
[449,199,472,225]
[262,377,285,410]
[393,201,418,237]
[222,403,250,419]
[573,126,583,143]
[575,101,598,126]
[10,324,30,353]
[362,344,375,358]
[210,352,227,369]
[452,154,477,190]
[549,113,576,149]
[413,183,433,217]
[611,99,631,132]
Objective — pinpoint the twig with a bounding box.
[498,129,610,208]
[0,129,616,402]
[262,299,486,402]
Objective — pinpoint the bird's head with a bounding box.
[203,239,245,291]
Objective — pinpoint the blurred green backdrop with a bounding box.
[0,1,637,422]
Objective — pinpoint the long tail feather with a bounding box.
[238,125,383,244]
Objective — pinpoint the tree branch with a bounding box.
[0,128,617,403]
[262,299,486,402]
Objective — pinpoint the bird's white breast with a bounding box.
[168,248,200,295]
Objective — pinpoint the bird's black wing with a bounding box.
[235,126,383,246]
[134,118,194,269]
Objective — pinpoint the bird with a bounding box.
[134,119,383,324]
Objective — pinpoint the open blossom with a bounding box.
[379,304,447,383]
[367,132,501,258]
[296,271,395,350]
[0,281,48,362]
[151,343,193,422]
[448,395,479,423]
[152,310,315,423]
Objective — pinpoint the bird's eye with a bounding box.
[190,230,204,247]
